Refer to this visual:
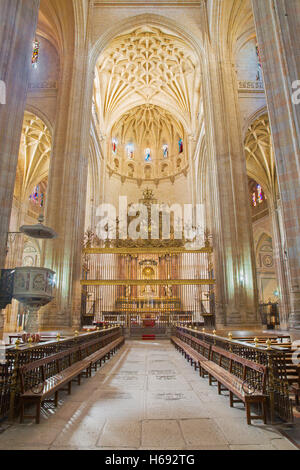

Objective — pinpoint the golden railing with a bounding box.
[81,279,215,286]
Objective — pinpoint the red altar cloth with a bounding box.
[143,320,155,327]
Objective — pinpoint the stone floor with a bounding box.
[0,340,298,450]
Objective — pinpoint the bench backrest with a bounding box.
[211,344,267,373]
[177,331,211,359]
[78,331,121,359]
[19,332,122,393]
[19,345,80,394]
[19,345,79,373]
[176,330,267,392]
[210,344,267,392]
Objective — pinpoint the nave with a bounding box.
[0,341,296,451]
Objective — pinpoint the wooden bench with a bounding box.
[172,333,268,425]
[19,346,89,424]
[201,344,268,425]
[81,336,125,376]
[171,336,202,371]
[19,334,125,424]
[280,350,300,386]
[171,335,211,374]
[290,367,300,407]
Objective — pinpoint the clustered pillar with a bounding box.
[0,0,40,338]
[252,0,300,329]
[199,10,260,328]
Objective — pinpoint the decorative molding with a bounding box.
[28,81,57,90]
[238,80,264,92]
[83,247,212,255]
[94,1,201,6]
[81,279,215,286]
[27,88,58,99]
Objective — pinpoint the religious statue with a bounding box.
[125,285,131,298]
[143,284,155,297]
[165,285,173,298]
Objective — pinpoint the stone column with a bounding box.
[40,4,94,330]
[0,1,40,338]
[252,0,300,329]
[200,21,259,328]
[0,0,40,267]
[269,199,291,330]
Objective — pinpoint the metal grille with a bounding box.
[175,327,294,423]
[0,328,121,420]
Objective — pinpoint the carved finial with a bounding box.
[266,339,272,350]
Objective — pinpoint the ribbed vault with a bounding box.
[14,111,51,205]
[94,24,201,184]
[108,104,187,181]
[245,113,278,202]
[95,25,201,133]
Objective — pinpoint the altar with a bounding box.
[143,318,156,327]
[81,189,214,327]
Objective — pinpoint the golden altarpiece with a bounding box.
[81,190,215,328]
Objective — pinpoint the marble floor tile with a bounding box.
[0,340,297,450]
[141,419,185,448]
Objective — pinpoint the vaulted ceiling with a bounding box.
[112,104,184,148]
[94,25,201,183]
[14,112,51,204]
[245,113,278,203]
[95,25,201,134]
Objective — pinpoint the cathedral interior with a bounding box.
[0,0,299,452]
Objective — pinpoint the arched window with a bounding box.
[112,138,118,154]
[145,148,151,162]
[29,184,45,208]
[162,144,168,158]
[32,39,40,69]
[249,179,267,208]
[257,184,264,203]
[126,143,134,159]
[256,43,262,81]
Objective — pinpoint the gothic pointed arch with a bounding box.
[245,112,278,203]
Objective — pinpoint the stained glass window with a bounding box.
[256,43,262,81]
[126,143,134,159]
[32,39,40,69]
[251,184,266,207]
[29,186,44,208]
[178,139,183,154]
[257,184,263,204]
[162,144,168,158]
[112,138,118,154]
[145,148,151,162]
